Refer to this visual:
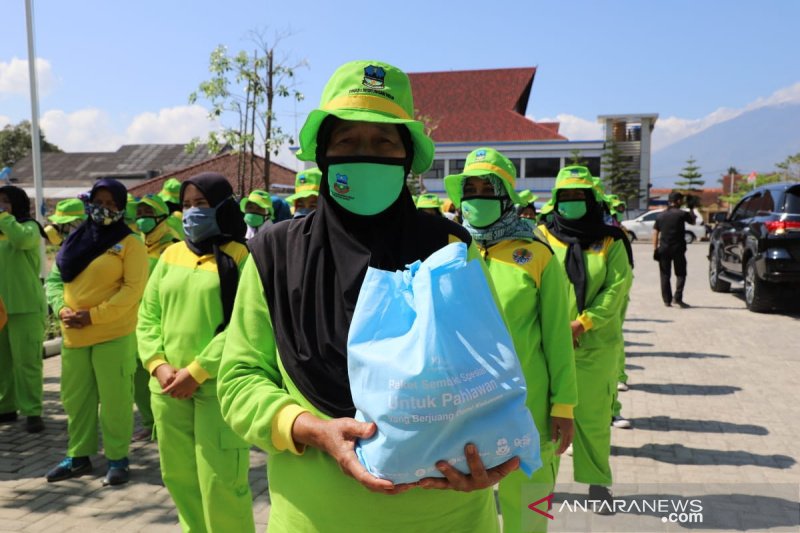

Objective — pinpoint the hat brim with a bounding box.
[285,189,319,204]
[240,197,273,212]
[137,196,170,217]
[551,181,603,203]
[444,169,522,208]
[48,214,86,224]
[297,108,435,176]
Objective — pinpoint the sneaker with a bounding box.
[26,416,45,433]
[0,412,17,424]
[565,443,573,456]
[617,381,629,392]
[589,485,616,515]
[611,416,632,429]
[131,427,153,442]
[103,458,130,486]
[46,457,92,482]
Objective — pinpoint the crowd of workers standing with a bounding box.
[0,59,701,533]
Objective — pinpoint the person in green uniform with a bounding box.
[217,60,519,533]
[44,198,87,247]
[537,166,632,512]
[240,189,273,240]
[415,193,443,216]
[286,168,322,219]
[137,173,253,532]
[517,190,538,221]
[45,179,149,484]
[444,148,577,533]
[0,186,47,433]
[158,177,186,239]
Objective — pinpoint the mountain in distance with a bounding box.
[650,103,800,188]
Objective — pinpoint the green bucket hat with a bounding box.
[285,168,322,204]
[551,166,603,203]
[125,193,139,223]
[48,198,87,224]
[443,147,522,208]
[239,189,274,214]
[158,178,182,204]
[136,194,170,217]
[416,193,442,210]
[518,189,538,206]
[296,60,435,175]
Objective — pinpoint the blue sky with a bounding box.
[2,0,799,171]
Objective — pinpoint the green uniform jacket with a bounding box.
[0,213,44,315]
[479,238,577,435]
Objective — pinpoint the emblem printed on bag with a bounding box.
[496,438,511,456]
[512,247,532,265]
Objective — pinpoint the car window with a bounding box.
[784,186,800,214]
[641,211,660,222]
[732,196,756,221]
[759,191,775,213]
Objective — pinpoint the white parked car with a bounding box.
[621,209,708,244]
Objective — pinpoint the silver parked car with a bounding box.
[622,208,708,244]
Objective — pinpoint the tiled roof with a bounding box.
[408,67,566,143]
[127,152,297,197]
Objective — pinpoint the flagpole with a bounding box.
[25,0,45,223]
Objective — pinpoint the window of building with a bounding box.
[509,158,521,178]
[423,159,445,181]
[525,157,560,178]
[585,157,601,177]
[449,159,466,174]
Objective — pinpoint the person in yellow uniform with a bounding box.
[158,177,186,239]
[240,189,273,239]
[45,179,148,484]
[285,168,322,218]
[137,173,253,532]
[537,166,631,512]
[0,186,47,433]
[444,148,577,532]
[44,198,87,247]
[415,193,443,217]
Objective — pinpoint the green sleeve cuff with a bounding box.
[0,212,10,222]
[271,404,310,455]
[187,360,210,384]
[146,356,168,375]
[577,312,593,332]
[551,404,575,419]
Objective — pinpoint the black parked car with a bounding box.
[708,182,800,312]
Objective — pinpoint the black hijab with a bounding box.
[248,119,471,418]
[0,185,47,239]
[56,179,131,282]
[546,191,629,313]
[180,173,246,334]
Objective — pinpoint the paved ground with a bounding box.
[0,243,798,532]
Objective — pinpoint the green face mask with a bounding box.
[327,160,406,216]
[557,200,587,220]
[461,197,502,228]
[614,211,625,223]
[136,217,157,234]
[243,212,266,228]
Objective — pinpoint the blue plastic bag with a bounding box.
[348,242,541,483]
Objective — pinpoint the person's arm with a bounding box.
[0,214,40,250]
[137,256,168,373]
[45,264,67,317]
[686,209,698,225]
[653,216,661,251]
[89,238,149,325]
[577,240,631,332]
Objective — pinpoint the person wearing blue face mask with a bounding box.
[137,172,253,532]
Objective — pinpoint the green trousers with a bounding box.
[133,355,154,429]
[151,384,254,533]
[61,332,135,460]
[499,440,557,533]
[611,296,630,418]
[0,312,45,416]
[572,347,615,486]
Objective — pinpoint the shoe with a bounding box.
[103,458,130,486]
[46,457,92,482]
[0,412,17,423]
[131,427,153,442]
[26,416,45,433]
[612,416,632,429]
[664,301,672,307]
[565,443,573,456]
[589,485,615,515]
[675,300,691,308]
[617,381,629,392]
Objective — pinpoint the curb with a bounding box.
[43,337,61,359]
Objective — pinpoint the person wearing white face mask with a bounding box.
[45,179,148,485]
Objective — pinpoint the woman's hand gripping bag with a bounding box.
[347,242,540,483]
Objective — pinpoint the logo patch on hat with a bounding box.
[298,174,307,184]
[333,173,350,194]
[570,169,581,176]
[475,149,487,161]
[362,65,386,89]
[512,247,532,265]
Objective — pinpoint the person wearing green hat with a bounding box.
[158,178,187,240]
[286,168,322,218]
[415,193,443,217]
[444,148,577,533]
[0,186,48,433]
[217,60,517,532]
[517,190,539,220]
[537,166,632,511]
[44,198,88,247]
[240,189,274,239]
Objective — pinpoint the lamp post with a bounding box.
[25,0,44,223]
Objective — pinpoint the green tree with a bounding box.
[675,156,704,208]
[567,148,588,166]
[188,30,306,194]
[776,152,800,182]
[601,140,639,205]
[719,172,783,205]
[0,120,62,168]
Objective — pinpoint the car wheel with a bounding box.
[708,246,730,293]
[684,232,695,245]
[744,257,779,312]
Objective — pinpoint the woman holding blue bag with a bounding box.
[445,148,578,533]
[538,166,632,512]
[217,60,519,532]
